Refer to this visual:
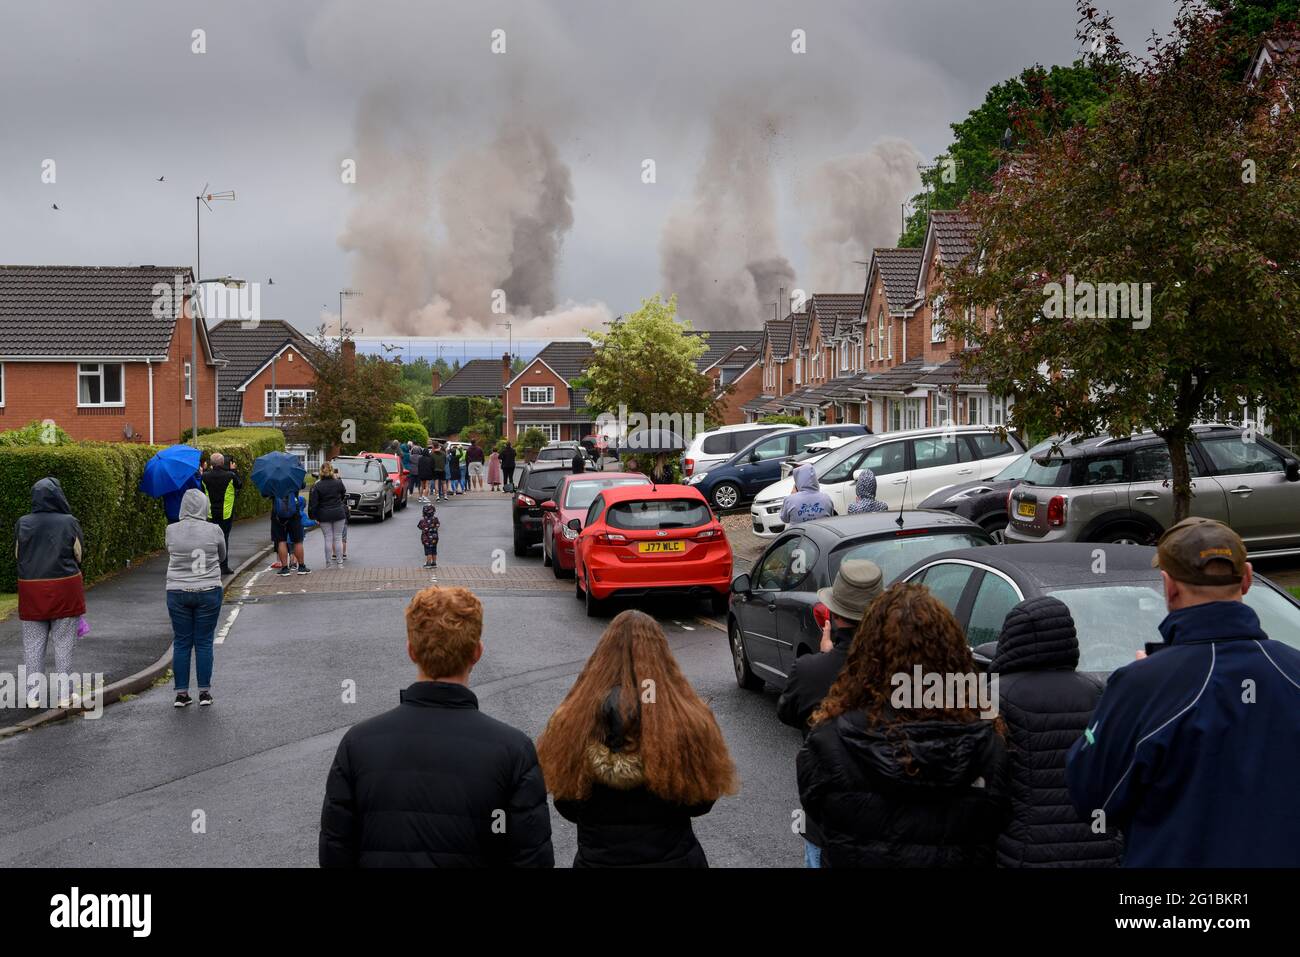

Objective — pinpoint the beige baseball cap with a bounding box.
[1152,517,1247,586]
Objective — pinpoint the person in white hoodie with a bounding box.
[779,463,836,527]
[165,488,226,708]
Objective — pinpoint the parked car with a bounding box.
[896,542,1300,674]
[332,455,396,521]
[686,425,868,511]
[363,451,409,510]
[535,442,599,469]
[779,434,861,480]
[749,425,1025,537]
[1005,425,1300,555]
[916,437,1060,542]
[727,511,996,691]
[512,462,570,556]
[540,471,651,577]
[572,484,731,617]
[682,423,797,478]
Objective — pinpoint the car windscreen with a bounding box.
[606,498,711,531]
[564,477,649,509]
[830,531,991,583]
[525,469,566,496]
[1044,581,1300,673]
[1021,455,1073,487]
[333,460,384,481]
[537,447,577,460]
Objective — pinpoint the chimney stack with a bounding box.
[431,369,442,393]
[342,339,356,374]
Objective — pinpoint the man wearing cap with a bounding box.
[777,559,884,868]
[1065,517,1300,867]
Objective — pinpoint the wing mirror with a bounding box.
[540,500,558,512]
[566,518,582,532]
[731,572,751,594]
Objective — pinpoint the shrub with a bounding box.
[387,420,429,445]
[392,402,421,425]
[516,427,548,454]
[758,414,807,426]
[463,418,498,446]
[178,426,223,443]
[0,420,72,447]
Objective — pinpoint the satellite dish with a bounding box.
[123,423,136,440]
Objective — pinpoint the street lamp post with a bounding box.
[194,185,235,446]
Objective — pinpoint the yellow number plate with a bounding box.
[638,541,686,553]
[1016,501,1037,518]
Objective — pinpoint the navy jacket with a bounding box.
[1065,600,1300,867]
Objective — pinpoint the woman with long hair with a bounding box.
[797,583,1010,867]
[537,610,738,867]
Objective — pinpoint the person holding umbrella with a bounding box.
[251,451,311,576]
[141,444,207,524]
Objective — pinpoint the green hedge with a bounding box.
[425,396,499,438]
[392,402,421,425]
[387,420,429,445]
[0,420,73,447]
[0,444,165,592]
[194,428,287,520]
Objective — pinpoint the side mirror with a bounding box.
[540,500,558,512]
[566,518,582,532]
[852,468,865,480]
[749,451,762,464]
[1285,458,1300,482]
[731,572,751,594]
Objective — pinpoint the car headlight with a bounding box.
[362,492,380,500]
[687,472,708,485]
[765,503,782,514]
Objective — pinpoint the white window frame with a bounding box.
[931,296,946,343]
[77,362,125,408]
[265,388,315,417]
[522,385,555,404]
[877,310,886,360]
[967,393,986,425]
[795,357,802,385]
[518,421,561,442]
[184,361,192,400]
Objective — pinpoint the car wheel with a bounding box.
[711,482,741,511]
[980,514,1009,544]
[729,618,764,691]
[584,569,604,617]
[1096,524,1152,546]
[513,528,528,557]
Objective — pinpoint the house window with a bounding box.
[934,392,951,429]
[795,357,802,385]
[78,363,125,406]
[840,345,850,371]
[968,394,986,425]
[932,296,946,343]
[518,422,560,442]
[989,394,1013,426]
[184,361,192,400]
[522,386,555,404]
[265,388,315,417]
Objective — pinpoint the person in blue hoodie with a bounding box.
[1065,517,1300,867]
[779,463,835,527]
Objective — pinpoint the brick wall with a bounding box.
[240,346,317,424]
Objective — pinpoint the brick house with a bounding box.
[503,340,596,442]
[688,330,764,425]
[0,265,221,444]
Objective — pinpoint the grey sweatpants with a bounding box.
[22,617,77,683]
[320,520,347,563]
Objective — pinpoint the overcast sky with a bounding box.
[0,0,1180,339]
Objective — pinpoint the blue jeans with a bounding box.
[167,587,222,691]
[804,839,822,868]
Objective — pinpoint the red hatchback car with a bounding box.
[364,452,409,511]
[540,472,650,578]
[571,484,732,617]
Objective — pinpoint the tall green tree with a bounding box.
[582,295,717,424]
[291,331,402,455]
[945,2,1300,522]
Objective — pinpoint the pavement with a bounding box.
[0,485,805,868]
[0,515,280,731]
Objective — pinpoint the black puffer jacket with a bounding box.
[553,742,714,868]
[319,682,553,867]
[308,477,349,524]
[798,712,1010,868]
[991,596,1124,868]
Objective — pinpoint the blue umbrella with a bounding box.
[251,451,306,499]
[140,444,203,497]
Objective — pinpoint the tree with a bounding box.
[900,62,1112,247]
[291,331,402,455]
[582,294,717,426]
[945,2,1300,523]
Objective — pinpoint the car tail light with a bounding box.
[813,602,830,630]
[594,532,629,545]
[684,458,695,476]
[692,527,722,541]
[1047,495,1067,527]
[516,493,537,507]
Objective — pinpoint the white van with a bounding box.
[682,423,797,478]
[749,425,1025,537]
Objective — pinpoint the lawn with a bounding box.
[0,592,17,622]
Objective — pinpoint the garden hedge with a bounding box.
[386,420,429,445]
[392,402,421,425]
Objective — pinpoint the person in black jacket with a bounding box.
[499,443,517,492]
[991,596,1123,867]
[537,610,738,867]
[318,585,553,867]
[201,453,243,574]
[797,583,1010,868]
[777,559,883,867]
[307,463,350,567]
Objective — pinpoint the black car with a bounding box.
[727,511,996,691]
[917,437,1058,542]
[894,542,1300,674]
[512,461,570,555]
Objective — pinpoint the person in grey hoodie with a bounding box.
[165,488,226,708]
[779,463,835,527]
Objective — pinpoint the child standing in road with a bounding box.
[418,504,440,569]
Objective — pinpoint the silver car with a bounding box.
[1005,425,1300,556]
